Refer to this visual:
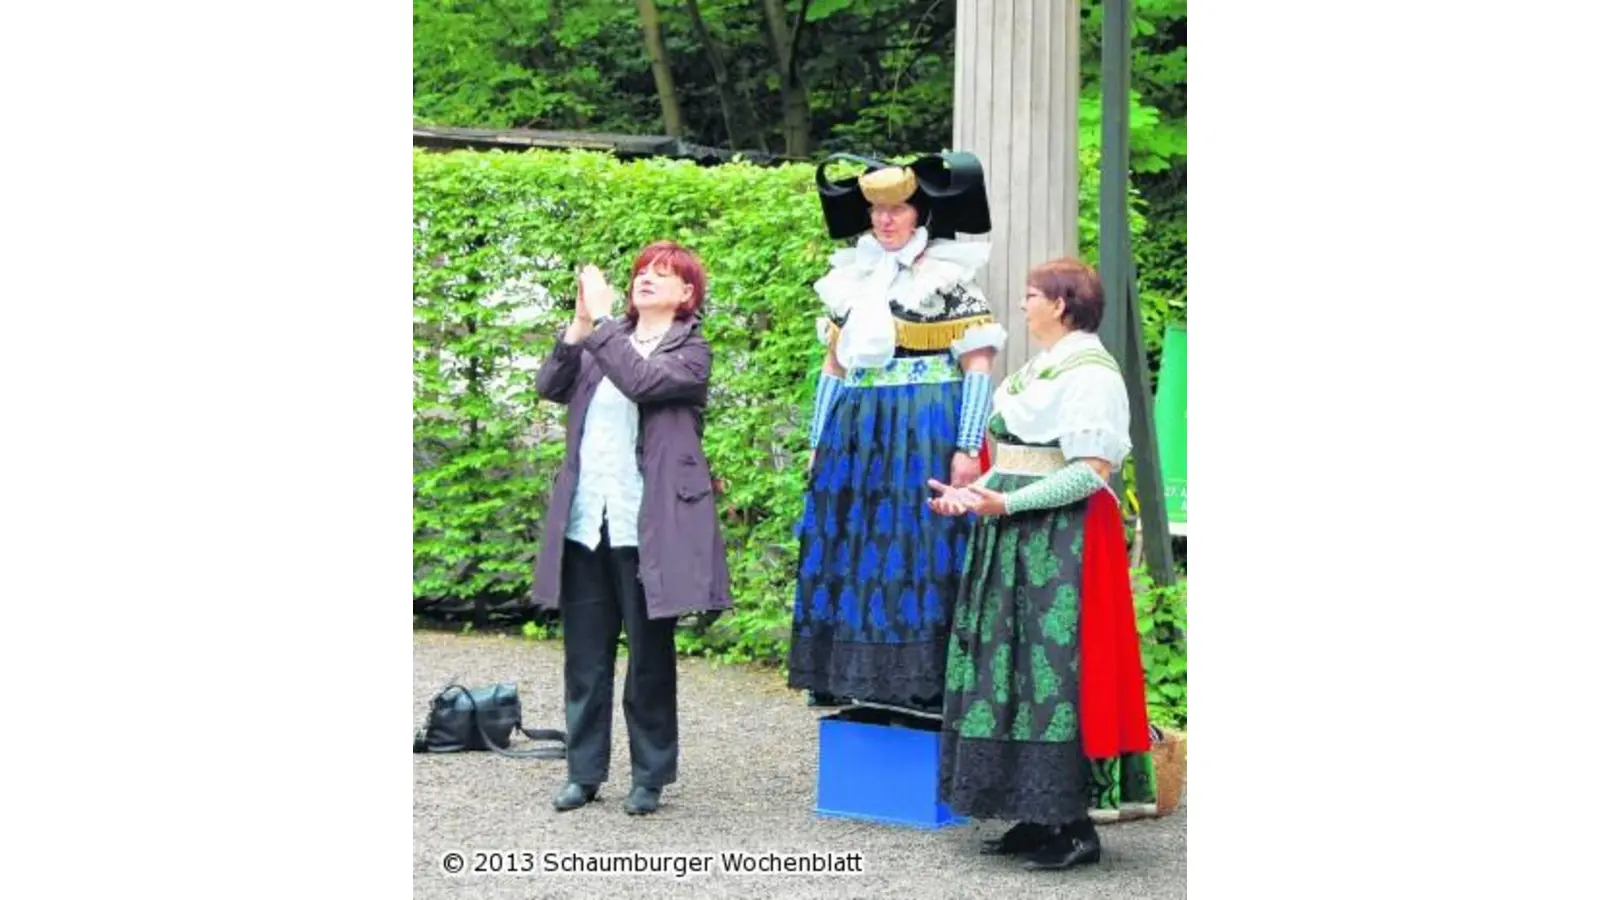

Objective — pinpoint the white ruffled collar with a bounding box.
[813,230,993,370]
[815,234,991,317]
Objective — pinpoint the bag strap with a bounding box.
[452,684,568,761]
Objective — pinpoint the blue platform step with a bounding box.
[815,705,967,829]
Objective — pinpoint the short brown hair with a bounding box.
[626,241,707,322]
[1026,257,1105,332]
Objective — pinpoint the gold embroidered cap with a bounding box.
[815,151,991,240]
[858,167,917,206]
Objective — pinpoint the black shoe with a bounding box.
[1021,821,1102,871]
[980,821,1053,856]
[553,782,599,812]
[623,785,661,816]
[807,691,847,708]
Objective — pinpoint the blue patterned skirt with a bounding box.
[787,354,973,709]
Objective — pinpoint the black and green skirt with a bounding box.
[937,464,1156,825]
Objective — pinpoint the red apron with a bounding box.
[978,438,1150,758]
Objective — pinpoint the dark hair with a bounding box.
[626,241,707,322]
[1026,257,1105,332]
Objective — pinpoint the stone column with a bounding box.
[953,0,1079,381]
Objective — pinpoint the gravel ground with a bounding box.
[413,630,1186,899]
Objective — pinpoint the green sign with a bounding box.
[1153,325,1186,533]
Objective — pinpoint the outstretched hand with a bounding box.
[927,479,1007,517]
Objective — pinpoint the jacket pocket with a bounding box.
[675,454,714,502]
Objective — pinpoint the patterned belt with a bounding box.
[844,353,962,387]
[991,442,1068,475]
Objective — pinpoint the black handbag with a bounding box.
[412,682,566,760]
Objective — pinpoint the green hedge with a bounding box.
[413,147,1185,725]
[1133,567,1187,729]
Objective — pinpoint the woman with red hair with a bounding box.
[928,256,1153,871]
[530,241,731,817]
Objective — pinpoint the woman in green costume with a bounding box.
[928,256,1155,871]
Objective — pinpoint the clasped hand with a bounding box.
[565,265,618,343]
[574,264,618,323]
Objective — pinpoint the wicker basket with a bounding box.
[1151,727,1187,815]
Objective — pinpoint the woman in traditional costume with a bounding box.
[928,256,1154,870]
[787,153,1006,714]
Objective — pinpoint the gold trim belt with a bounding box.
[825,314,997,352]
[991,443,1068,475]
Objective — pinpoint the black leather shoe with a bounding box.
[553,782,599,812]
[980,821,1052,856]
[623,785,661,815]
[1021,821,1102,871]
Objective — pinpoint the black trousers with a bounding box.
[560,522,679,789]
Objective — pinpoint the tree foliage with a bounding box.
[414,2,1184,167]
[414,0,1187,351]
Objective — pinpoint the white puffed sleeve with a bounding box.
[1053,363,1133,470]
[950,321,1008,356]
[813,247,859,347]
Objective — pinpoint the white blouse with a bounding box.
[992,330,1132,469]
[566,340,656,550]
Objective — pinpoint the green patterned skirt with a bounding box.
[937,468,1157,825]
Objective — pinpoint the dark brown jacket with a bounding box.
[530,315,731,620]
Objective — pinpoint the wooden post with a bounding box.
[1099,0,1132,361]
[953,0,1079,383]
[1100,0,1177,586]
